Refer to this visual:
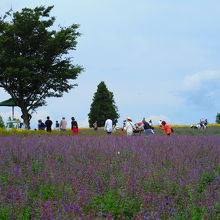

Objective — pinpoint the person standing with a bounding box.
[45,116,53,132]
[60,117,67,131]
[143,118,154,135]
[21,113,32,129]
[104,118,113,135]
[159,121,172,136]
[71,117,78,134]
[55,121,60,130]
[123,117,135,135]
[93,121,98,131]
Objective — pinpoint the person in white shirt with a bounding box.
[104,118,113,134]
[123,117,135,135]
[60,117,67,131]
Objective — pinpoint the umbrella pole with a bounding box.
[12,106,14,119]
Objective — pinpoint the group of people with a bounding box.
[191,118,208,129]
[38,116,79,134]
[37,116,173,136]
[104,117,173,136]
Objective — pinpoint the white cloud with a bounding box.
[175,70,220,108]
[183,70,220,89]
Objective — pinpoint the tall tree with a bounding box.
[216,113,220,124]
[0,6,83,128]
[88,81,119,127]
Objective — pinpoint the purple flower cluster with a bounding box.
[0,135,219,219]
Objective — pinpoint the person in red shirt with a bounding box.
[159,121,172,136]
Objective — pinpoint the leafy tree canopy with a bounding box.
[88,81,119,127]
[216,113,220,124]
[0,6,83,128]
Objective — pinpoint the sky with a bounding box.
[1,0,220,129]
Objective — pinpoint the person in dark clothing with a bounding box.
[38,119,45,130]
[71,117,78,134]
[21,113,32,129]
[45,116,53,132]
[142,118,154,135]
[55,121,60,130]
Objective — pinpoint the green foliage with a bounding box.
[56,154,64,163]
[87,190,141,219]
[0,115,5,128]
[32,159,45,174]
[26,183,59,202]
[216,113,220,124]
[175,205,207,219]
[0,207,10,220]
[7,123,14,128]
[197,172,215,194]
[40,184,57,201]
[214,164,220,175]
[189,205,206,219]
[0,6,83,128]
[6,117,14,129]
[18,208,32,220]
[0,174,9,186]
[88,81,119,127]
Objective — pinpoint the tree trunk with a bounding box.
[21,108,31,129]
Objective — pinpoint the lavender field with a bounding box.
[0,135,219,219]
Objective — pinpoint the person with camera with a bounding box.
[159,121,173,136]
[123,117,136,135]
[142,118,154,135]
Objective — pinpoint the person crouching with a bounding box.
[159,121,172,136]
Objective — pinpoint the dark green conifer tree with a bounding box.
[0,115,5,128]
[88,81,119,127]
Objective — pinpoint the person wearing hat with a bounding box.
[123,117,136,135]
[159,121,172,135]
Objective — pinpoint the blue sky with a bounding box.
[1,0,220,128]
